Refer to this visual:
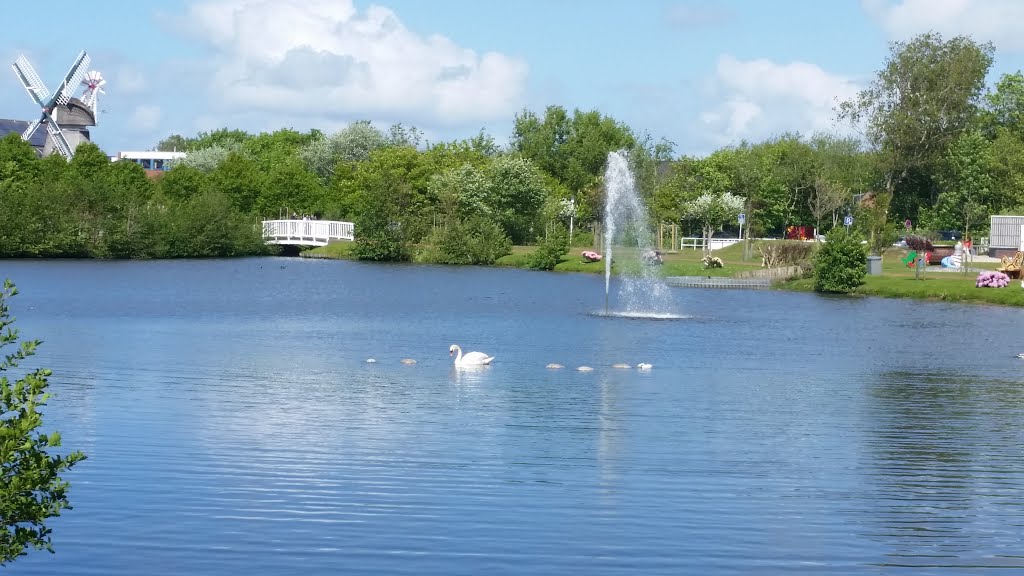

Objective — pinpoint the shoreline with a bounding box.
[300,242,1024,308]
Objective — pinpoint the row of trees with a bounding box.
[2,32,1023,262]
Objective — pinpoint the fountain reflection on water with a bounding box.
[599,150,685,319]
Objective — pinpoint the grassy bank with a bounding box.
[781,274,1024,306]
[303,240,1024,307]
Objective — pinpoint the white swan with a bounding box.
[450,344,494,366]
[637,363,653,370]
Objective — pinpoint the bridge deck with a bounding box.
[262,220,354,247]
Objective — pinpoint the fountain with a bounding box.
[600,150,682,319]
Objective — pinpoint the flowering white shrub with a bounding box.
[976,271,1010,288]
[702,255,724,269]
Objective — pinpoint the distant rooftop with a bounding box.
[116,150,187,160]
[0,118,48,149]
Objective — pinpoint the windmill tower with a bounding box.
[11,50,94,158]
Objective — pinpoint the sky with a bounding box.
[2,0,1024,158]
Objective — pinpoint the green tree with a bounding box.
[838,32,995,221]
[983,71,1024,138]
[1,281,85,564]
[485,156,548,244]
[511,106,636,236]
[299,121,388,181]
[187,128,251,151]
[430,163,490,222]
[156,134,189,152]
[352,147,430,261]
[813,227,867,293]
[158,164,209,202]
[208,152,265,213]
[928,129,993,239]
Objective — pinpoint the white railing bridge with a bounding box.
[262,220,354,247]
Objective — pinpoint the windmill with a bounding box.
[80,70,105,120]
[11,50,92,158]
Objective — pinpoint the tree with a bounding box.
[484,156,548,244]
[838,32,995,220]
[808,177,849,238]
[813,227,867,293]
[298,121,388,181]
[178,143,244,173]
[156,134,189,152]
[682,192,744,255]
[511,106,636,238]
[929,129,993,240]
[1,281,85,565]
[983,71,1024,138]
[430,163,490,222]
[352,147,430,261]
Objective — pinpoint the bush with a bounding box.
[701,254,723,269]
[424,217,512,265]
[813,227,867,293]
[569,231,594,248]
[757,240,814,268]
[904,235,934,253]
[527,226,569,270]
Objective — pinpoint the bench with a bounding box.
[997,251,1023,279]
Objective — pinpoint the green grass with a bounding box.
[498,242,766,276]
[779,268,1024,306]
[300,238,1024,307]
[301,241,358,260]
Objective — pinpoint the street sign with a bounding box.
[844,215,853,227]
[738,213,745,225]
[904,219,912,229]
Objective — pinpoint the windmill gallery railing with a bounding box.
[262,220,354,246]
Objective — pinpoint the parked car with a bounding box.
[936,230,960,241]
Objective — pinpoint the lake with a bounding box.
[3,257,1024,575]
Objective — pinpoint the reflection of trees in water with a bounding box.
[862,370,1024,569]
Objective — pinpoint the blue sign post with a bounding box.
[844,215,853,229]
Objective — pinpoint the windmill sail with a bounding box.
[45,121,73,158]
[53,51,90,106]
[20,119,41,141]
[12,55,50,106]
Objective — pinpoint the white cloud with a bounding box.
[699,55,860,146]
[128,105,161,133]
[176,0,529,130]
[862,0,1024,51]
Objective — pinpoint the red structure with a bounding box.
[785,225,815,241]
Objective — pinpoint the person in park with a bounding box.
[1,280,85,565]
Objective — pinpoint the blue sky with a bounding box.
[2,0,1023,157]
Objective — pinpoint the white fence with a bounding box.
[677,237,742,251]
[262,220,354,246]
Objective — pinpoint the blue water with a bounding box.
[3,257,1024,575]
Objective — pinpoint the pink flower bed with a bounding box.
[581,250,602,262]
[976,271,1010,288]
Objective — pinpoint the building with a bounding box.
[0,118,51,156]
[113,150,186,172]
[0,97,96,157]
[988,215,1024,257]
